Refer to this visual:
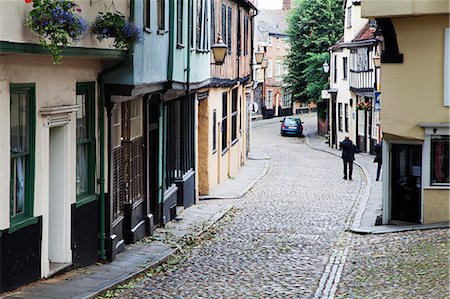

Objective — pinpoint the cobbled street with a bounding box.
[102,115,448,299]
[104,114,365,298]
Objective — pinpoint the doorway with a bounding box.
[48,126,71,275]
[391,144,422,224]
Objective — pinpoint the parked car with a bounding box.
[280,117,303,137]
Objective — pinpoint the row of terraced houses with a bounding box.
[0,0,257,291]
[326,0,449,226]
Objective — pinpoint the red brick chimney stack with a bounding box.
[283,0,291,10]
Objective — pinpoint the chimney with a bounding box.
[283,0,291,10]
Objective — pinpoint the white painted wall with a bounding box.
[0,55,101,277]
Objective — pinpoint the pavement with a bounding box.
[2,114,447,298]
[2,152,269,299]
[304,130,449,234]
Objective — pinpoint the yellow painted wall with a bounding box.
[197,98,210,195]
[198,85,246,194]
[423,188,450,223]
[362,0,449,18]
[380,15,450,140]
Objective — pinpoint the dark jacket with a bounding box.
[341,138,356,161]
[374,141,383,162]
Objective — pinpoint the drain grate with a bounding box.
[290,234,320,240]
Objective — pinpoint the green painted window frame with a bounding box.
[9,83,36,231]
[76,82,97,207]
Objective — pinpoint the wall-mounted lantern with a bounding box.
[255,49,264,65]
[322,61,330,73]
[211,33,228,65]
[261,57,268,69]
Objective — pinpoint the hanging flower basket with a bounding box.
[25,0,88,64]
[356,101,372,111]
[92,11,142,50]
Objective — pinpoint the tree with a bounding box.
[285,0,344,105]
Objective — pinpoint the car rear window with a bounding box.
[285,118,301,126]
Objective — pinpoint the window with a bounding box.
[236,8,241,56]
[231,89,238,142]
[157,0,165,30]
[431,136,449,186]
[243,15,249,56]
[343,57,348,80]
[221,4,226,47]
[210,0,215,44]
[221,92,228,152]
[196,0,209,51]
[267,90,273,107]
[267,60,273,78]
[144,0,150,29]
[76,83,96,205]
[333,55,337,83]
[129,98,143,140]
[356,48,369,71]
[212,109,217,152]
[344,103,349,132]
[282,92,291,108]
[346,6,352,28]
[227,6,232,54]
[338,103,343,131]
[177,0,183,45]
[10,84,35,226]
[275,60,282,78]
[112,105,122,149]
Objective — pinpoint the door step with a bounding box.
[48,262,72,277]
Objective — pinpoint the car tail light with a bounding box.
[282,124,286,129]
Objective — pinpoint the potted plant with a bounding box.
[356,101,373,111]
[92,11,142,50]
[25,0,88,64]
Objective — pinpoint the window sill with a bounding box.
[424,186,450,190]
[177,43,185,49]
[196,49,210,54]
[76,194,97,208]
[222,147,229,156]
[212,149,217,155]
[231,138,238,147]
[157,29,167,35]
[144,27,152,34]
[9,217,38,234]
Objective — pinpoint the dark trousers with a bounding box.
[343,160,353,179]
[376,162,382,180]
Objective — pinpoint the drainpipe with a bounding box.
[96,0,135,261]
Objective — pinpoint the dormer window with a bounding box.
[346,6,352,28]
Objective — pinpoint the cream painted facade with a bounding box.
[0,56,102,278]
[0,0,128,50]
[362,2,450,224]
[198,85,249,195]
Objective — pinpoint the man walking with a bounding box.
[374,139,383,181]
[341,135,356,180]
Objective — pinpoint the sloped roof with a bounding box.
[257,9,289,41]
[352,22,376,41]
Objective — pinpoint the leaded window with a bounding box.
[231,89,238,142]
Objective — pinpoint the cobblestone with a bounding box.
[104,116,363,298]
[336,228,449,299]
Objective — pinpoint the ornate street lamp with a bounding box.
[211,33,228,65]
[322,61,330,73]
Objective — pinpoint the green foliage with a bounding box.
[285,0,344,104]
[25,0,88,64]
[92,11,142,50]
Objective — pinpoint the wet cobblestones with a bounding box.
[106,117,363,298]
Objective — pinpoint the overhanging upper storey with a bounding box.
[361,0,450,18]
